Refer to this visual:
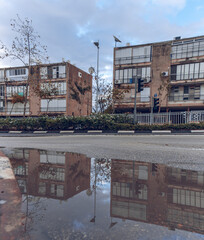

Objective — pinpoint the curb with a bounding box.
[0,129,204,135]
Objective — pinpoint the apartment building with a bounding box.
[0,62,92,116]
[113,35,204,113]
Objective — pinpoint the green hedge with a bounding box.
[0,115,204,131]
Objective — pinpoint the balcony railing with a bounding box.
[41,107,66,112]
[170,72,204,81]
[168,94,203,101]
[116,96,150,104]
[0,107,30,114]
[40,73,66,79]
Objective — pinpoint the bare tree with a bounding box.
[0,15,48,117]
[10,93,25,115]
[93,77,129,114]
[34,81,59,113]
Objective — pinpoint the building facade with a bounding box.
[113,35,204,113]
[0,62,92,116]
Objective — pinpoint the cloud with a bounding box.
[0,0,203,83]
[152,0,186,10]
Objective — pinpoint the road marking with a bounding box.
[33,131,47,134]
[152,130,171,133]
[88,130,102,133]
[9,131,22,134]
[118,131,135,134]
[60,131,74,133]
[191,130,204,133]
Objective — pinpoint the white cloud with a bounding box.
[0,0,202,83]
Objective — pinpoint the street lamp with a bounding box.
[93,41,99,113]
[113,35,121,47]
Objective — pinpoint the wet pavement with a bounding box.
[0,148,204,239]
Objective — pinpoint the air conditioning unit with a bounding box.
[161,71,168,77]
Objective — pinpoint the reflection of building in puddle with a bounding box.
[111,159,204,234]
[9,149,91,200]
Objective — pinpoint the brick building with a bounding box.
[113,35,204,113]
[0,62,92,116]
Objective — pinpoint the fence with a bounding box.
[127,111,204,125]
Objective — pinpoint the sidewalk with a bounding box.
[0,152,24,240]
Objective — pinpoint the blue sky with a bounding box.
[0,0,204,82]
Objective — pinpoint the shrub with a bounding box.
[1,114,204,131]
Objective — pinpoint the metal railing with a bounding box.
[41,107,66,112]
[40,73,66,79]
[170,72,204,81]
[119,96,150,103]
[168,94,203,101]
[0,107,30,115]
[127,111,204,125]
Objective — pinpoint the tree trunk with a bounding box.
[47,99,51,113]
[10,103,14,116]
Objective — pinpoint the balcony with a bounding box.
[116,96,150,104]
[40,73,66,80]
[0,107,30,115]
[170,72,204,81]
[115,55,151,65]
[168,94,204,102]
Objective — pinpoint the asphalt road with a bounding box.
[0,134,204,170]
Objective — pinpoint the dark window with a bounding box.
[171,65,177,80]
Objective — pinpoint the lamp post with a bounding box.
[93,41,99,113]
[113,35,121,47]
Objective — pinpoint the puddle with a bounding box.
[1,148,204,239]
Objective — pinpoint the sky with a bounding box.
[0,0,204,83]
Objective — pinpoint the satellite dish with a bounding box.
[88,67,95,74]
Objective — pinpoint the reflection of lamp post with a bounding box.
[90,158,97,223]
[109,217,118,228]
[93,41,99,113]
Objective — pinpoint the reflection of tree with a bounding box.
[92,158,111,187]
[22,195,47,239]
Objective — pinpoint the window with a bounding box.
[171,62,204,81]
[6,85,28,97]
[172,188,204,208]
[115,48,132,65]
[167,208,204,231]
[112,201,146,221]
[9,68,26,76]
[0,86,4,97]
[0,70,4,81]
[41,82,66,95]
[40,167,65,181]
[184,86,189,94]
[40,150,65,165]
[41,98,66,112]
[115,46,152,65]
[132,46,151,63]
[171,39,204,59]
[115,67,151,84]
[40,65,66,79]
